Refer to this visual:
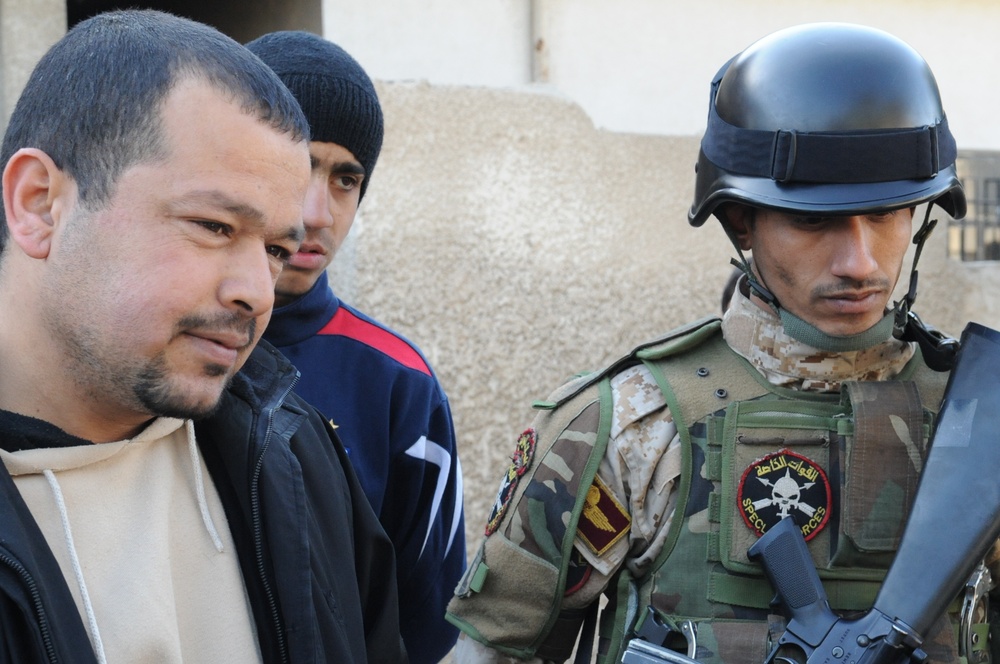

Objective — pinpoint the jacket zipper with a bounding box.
[0,551,59,663]
[250,375,299,664]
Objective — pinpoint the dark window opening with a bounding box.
[952,152,1000,262]
[66,0,321,44]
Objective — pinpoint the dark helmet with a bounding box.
[688,22,966,227]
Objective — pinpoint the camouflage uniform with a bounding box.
[447,289,976,663]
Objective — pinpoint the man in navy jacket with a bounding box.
[247,31,466,663]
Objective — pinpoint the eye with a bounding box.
[791,216,831,228]
[195,220,232,236]
[331,174,362,192]
[867,211,896,222]
[266,244,293,262]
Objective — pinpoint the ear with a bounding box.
[721,203,754,251]
[2,148,73,259]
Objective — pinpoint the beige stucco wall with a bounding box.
[334,81,1000,559]
[335,82,728,542]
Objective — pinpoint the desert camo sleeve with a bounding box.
[449,364,683,662]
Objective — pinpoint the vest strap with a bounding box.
[708,571,882,612]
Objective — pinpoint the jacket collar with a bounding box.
[225,339,300,416]
[263,272,341,347]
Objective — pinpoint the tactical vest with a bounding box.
[593,319,963,663]
[447,319,984,663]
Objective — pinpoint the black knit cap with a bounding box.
[246,31,383,200]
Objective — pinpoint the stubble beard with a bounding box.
[133,351,230,420]
[132,313,257,420]
[60,313,255,423]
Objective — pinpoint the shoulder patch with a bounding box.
[738,450,831,541]
[485,429,537,536]
[576,475,631,556]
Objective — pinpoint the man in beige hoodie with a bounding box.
[0,9,406,664]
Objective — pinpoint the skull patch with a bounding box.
[738,450,831,541]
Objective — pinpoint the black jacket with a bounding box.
[0,341,407,663]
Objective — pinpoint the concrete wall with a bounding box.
[333,81,1000,560]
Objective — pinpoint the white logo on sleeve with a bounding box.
[405,436,463,558]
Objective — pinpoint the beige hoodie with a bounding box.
[0,417,261,664]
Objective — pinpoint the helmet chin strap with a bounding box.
[893,206,961,370]
[726,205,954,360]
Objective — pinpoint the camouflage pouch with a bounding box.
[446,375,613,658]
[838,380,926,555]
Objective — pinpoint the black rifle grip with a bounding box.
[748,517,837,648]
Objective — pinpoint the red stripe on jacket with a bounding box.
[318,307,432,376]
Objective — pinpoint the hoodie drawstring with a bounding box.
[43,468,108,664]
[186,419,224,553]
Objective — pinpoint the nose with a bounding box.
[220,243,277,317]
[830,216,879,282]
[301,176,333,231]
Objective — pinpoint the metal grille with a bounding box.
[952,153,1000,262]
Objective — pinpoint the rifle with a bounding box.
[748,321,1000,664]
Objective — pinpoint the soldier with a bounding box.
[446,22,989,664]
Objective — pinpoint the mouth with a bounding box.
[191,330,250,350]
[820,289,885,315]
[825,288,881,301]
[184,329,252,366]
[296,242,326,257]
[287,242,330,270]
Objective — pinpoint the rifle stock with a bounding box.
[750,322,1000,664]
[875,322,1000,635]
